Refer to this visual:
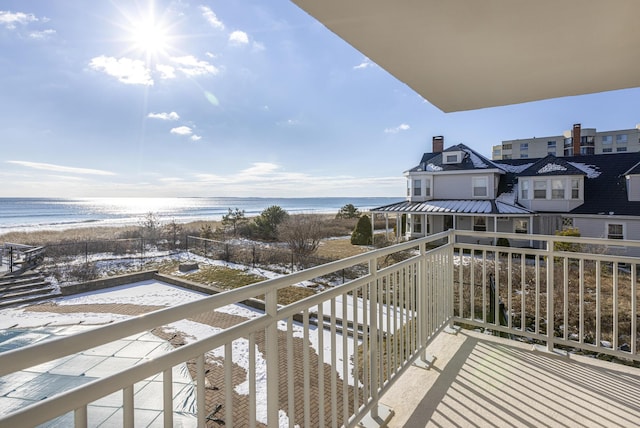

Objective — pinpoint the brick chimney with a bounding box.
[432,136,444,153]
[572,123,581,156]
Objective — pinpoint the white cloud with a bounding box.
[353,57,375,70]
[229,30,249,45]
[89,56,153,86]
[0,11,38,29]
[156,64,176,79]
[170,126,193,136]
[252,41,265,52]
[170,55,218,76]
[384,123,410,134]
[190,134,202,141]
[189,162,405,197]
[28,29,56,39]
[148,111,180,121]
[200,6,224,30]
[7,161,116,176]
[241,162,279,176]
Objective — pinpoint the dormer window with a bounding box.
[443,151,463,164]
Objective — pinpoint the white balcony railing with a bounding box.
[0,230,638,427]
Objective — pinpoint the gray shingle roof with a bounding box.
[517,155,585,177]
[407,144,503,173]
[372,199,533,215]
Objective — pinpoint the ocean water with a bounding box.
[0,197,399,233]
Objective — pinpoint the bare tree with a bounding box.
[140,212,161,242]
[278,214,323,267]
[164,219,183,250]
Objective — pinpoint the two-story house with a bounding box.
[373,138,640,248]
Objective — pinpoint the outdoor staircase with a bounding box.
[0,272,57,309]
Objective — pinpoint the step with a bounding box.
[0,273,44,285]
[0,281,51,295]
[1,285,54,300]
[0,292,60,309]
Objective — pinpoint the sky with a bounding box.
[2,1,640,198]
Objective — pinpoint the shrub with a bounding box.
[253,205,289,241]
[496,237,510,247]
[336,203,360,219]
[351,215,372,245]
[555,227,582,252]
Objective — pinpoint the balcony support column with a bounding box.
[359,260,395,427]
[414,240,435,370]
[546,237,555,353]
[265,289,279,427]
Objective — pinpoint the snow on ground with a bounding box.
[1,279,353,426]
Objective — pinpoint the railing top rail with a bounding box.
[453,229,640,248]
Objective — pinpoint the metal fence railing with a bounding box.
[0,231,455,427]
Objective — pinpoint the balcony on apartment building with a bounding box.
[1,230,639,427]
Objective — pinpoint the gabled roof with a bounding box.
[408,144,503,173]
[498,152,640,216]
[372,200,533,215]
[517,155,586,177]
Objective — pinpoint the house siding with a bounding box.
[627,176,640,201]
[432,173,497,199]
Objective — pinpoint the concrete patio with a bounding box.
[383,329,640,428]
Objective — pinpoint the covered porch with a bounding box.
[371,200,535,246]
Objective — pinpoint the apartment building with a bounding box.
[492,123,640,160]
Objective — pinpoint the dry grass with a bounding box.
[454,252,640,352]
[316,237,371,260]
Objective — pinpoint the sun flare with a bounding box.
[130,19,170,57]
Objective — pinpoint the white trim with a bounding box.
[472,176,488,198]
[605,221,626,240]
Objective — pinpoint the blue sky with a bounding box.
[2,1,640,198]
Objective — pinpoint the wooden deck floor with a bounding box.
[381,329,640,428]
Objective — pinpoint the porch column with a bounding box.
[529,215,534,247]
[493,216,498,245]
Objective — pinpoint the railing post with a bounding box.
[546,237,555,352]
[265,288,279,427]
[369,258,379,419]
[358,259,393,427]
[418,241,427,360]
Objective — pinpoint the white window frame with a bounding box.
[472,177,488,198]
[533,180,547,199]
[413,179,421,196]
[571,179,580,199]
[425,178,431,197]
[514,219,528,234]
[606,222,625,240]
[413,215,422,234]
[602,135,613,145]
[616,134,628,144]
[473,216,487,232]
[520,180,529,200]
[443,151,463,164]
[551,179,565,199]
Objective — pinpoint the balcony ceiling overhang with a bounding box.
[291,0,640,112]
